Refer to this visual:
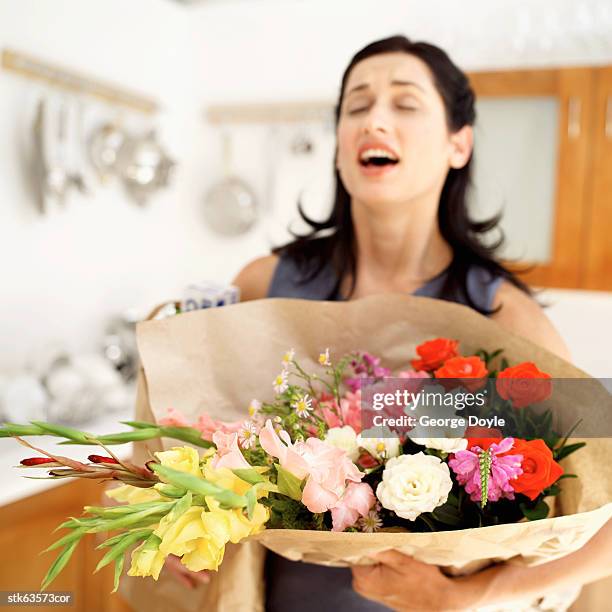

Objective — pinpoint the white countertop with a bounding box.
[0,409,136,507]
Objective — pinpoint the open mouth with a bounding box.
[358,148,400,168]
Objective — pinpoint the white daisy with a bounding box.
[359,510,383,533]
[273,371,289,394]
[318,348,331,367]
[238,420,259,449]
[248,399,261,417]
[292,394,313,418]
[282,348,295,369]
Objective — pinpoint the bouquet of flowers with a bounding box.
[3,295,611,611]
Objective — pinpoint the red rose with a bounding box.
[496,362,552,409]
[465,426,503,451]
[411,338,459,371]
[510,438,563,500]
[434,356,488,392]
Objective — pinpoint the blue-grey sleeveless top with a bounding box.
[265,254,503,612]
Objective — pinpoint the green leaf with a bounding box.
[86,500,174,518]
[167,491,192,522]
[58,428,162,445]
[150,464,246,508]
[245,486,257,521]
[95,530,151,573]
[431,504,463,526]
[555,442,586,462]
[543,484,561,496]
[232,468,266,485]
[30,421,93,443]
[275,465,303,501]
[158,426,213,449]
[0,423,46,437]
[155,484,188,498]
[86,503,173,533]
[120,420,157,429]
[112,555,125,593]
[41,540,79,591]
[43,526,87,553]
[520,500,550,521]
[96,528,152,550]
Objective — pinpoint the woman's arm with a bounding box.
[351,517,612,610]
[490,281,571,361]
[231,254,279,301]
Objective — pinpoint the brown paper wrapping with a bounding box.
[121,295,612,611]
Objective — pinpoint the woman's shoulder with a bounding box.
[489,279,571,361]
[231,254,280,301]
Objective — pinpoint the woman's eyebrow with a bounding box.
[345,80,425,96]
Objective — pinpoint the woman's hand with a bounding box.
[351,551,469,611]
[164,555,210,589]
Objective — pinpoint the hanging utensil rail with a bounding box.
[205,100,334,125]
[2,48,159,115]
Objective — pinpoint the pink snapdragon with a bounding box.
[449,438,523,503]
[259,419,364,515]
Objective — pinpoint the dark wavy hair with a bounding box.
[272,35,532,314]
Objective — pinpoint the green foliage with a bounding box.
[264,495,322,530]
[275,465,303,501]
[520,499,550,521]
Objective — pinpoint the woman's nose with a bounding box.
[363,107,391,135]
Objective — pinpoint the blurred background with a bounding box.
[0,0,611,608]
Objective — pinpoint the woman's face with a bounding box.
[336,52,472,211]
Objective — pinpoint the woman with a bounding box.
[177,36,612,610]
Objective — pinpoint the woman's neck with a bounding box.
[343,196,453,298]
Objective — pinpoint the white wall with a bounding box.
[1,0,611,375]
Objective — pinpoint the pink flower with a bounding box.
[210,431,251,469]
[315,391,363,434]
[259,420,364,513]
[159,408,190,427]
[330,482,376,532]
[158,409,243,443]
[345,352,391,392]
[195,413,242,442]
[339,390,363,434]
[449,438,523,503]
[258,420,310,479]
[316,394,343,429]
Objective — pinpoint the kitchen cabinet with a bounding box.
[468,65,612,290]
[0,479,132,612]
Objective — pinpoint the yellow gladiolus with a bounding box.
[155,446,202,478]
[128,535,166,580]
[106,484,162,504]
[181,535,225,573]
[155,506,211,557]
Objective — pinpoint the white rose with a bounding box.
[410,437,468,454]
[357,428,401,460]
[376,452,452,521]
[324,426,359,461]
